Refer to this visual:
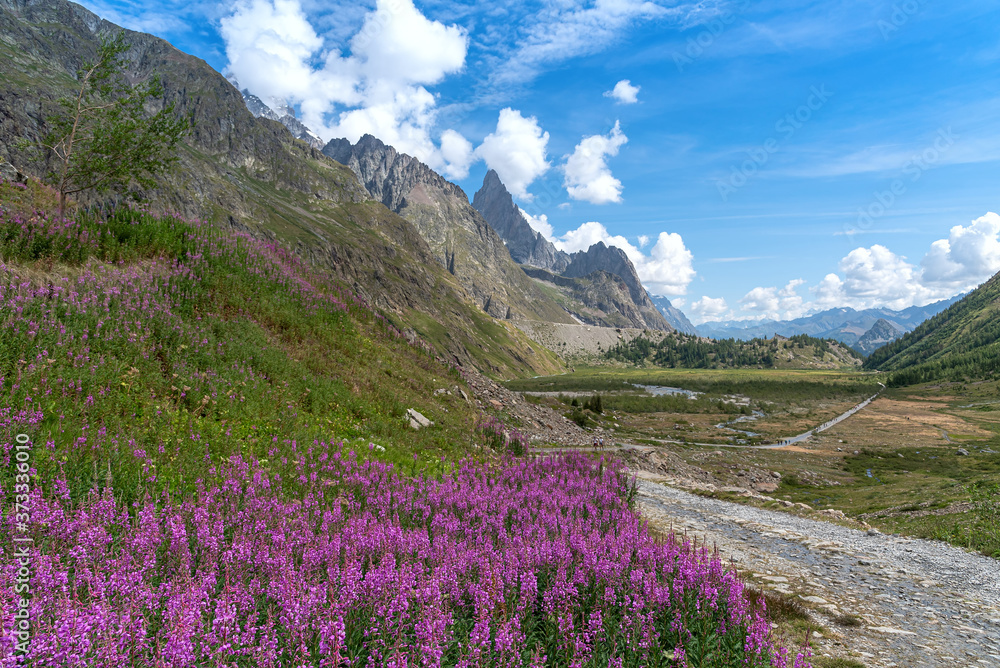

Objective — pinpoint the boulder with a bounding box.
[405,408,433,430]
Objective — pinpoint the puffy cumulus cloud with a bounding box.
[733,212,1000,320]
[563,121,628,204]
[221,0,472,177]
[604,79,640,104]
[519,209,555,240]
[553,222,696,295]
[810,273,846,310]
[921,212,1000,290]
[439,129,475,180]
[837,245,927,310]
[738,280,807,320]
[689,296,730,323]
[637,234,650,248]
[476,108,551,199]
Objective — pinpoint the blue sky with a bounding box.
[80,0,1000,323]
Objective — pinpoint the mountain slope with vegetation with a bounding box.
[864,272,1000,384]
[0,0,561,378]
[606,333,863,370]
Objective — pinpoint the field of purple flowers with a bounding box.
[0,182,809,666]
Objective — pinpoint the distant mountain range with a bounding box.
[696,297,963,350]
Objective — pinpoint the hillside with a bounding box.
[606,332,863,369]
[0,0,562,378]
[863,271,1000,384]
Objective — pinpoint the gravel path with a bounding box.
[636,477,1000,667]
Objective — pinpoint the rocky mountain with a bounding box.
[323,135,573,324]
[650,296,698,334]
[471,170,672,332]
[853,318,905,356]
[471,169,570,273]
[864,271,1000,383]
[697,297,962,346]
[233,82,324,149]
[0,0,563,378]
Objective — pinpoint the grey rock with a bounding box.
[0,158,22,183]
[405,408,433,429]
[957,448,970,456]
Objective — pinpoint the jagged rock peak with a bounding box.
[323,134,466,212]
[563,242,646,305]
[472,169,570,273]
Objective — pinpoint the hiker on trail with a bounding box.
[599,436,604,449]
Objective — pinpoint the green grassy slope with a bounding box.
[0,180,508,504]
[863,272,1000,384]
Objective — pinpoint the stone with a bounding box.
[0,159,22,184]
[800,595,828,605]
[866,528,881,536]
[405,408,434,429]
[957,448,970,456]
[771,471,782,479]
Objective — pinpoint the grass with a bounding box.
[0,181,494,505]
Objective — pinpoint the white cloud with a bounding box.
[476,108,551,199]
[604,79,640,104]
[735,212,1000,320]
[920,212,1000,290]
[553,221,695,295]
[489,0,667,89]
[637,234,650,248]
[563,121,628,204]
[439,129,474,179]
[739,279,807,320]
[519,209,555,240]
[689,296,730,323]
[221,0,473,177]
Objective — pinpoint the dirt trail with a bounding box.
[636,476,1000,667]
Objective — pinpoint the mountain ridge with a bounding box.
[471,169,673,332]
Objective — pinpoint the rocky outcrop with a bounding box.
[323,135,574,324]
[471,169,570,273]
[472,171,674,332]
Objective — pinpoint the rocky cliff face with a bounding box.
[323,135,574,324]
[471,169,570,273]
[651,295,698,334]
[471,171,674,332]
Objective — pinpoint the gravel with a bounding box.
[636,477,1000,667]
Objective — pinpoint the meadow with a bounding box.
[0,181,811,666]
[508,368,877,445]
